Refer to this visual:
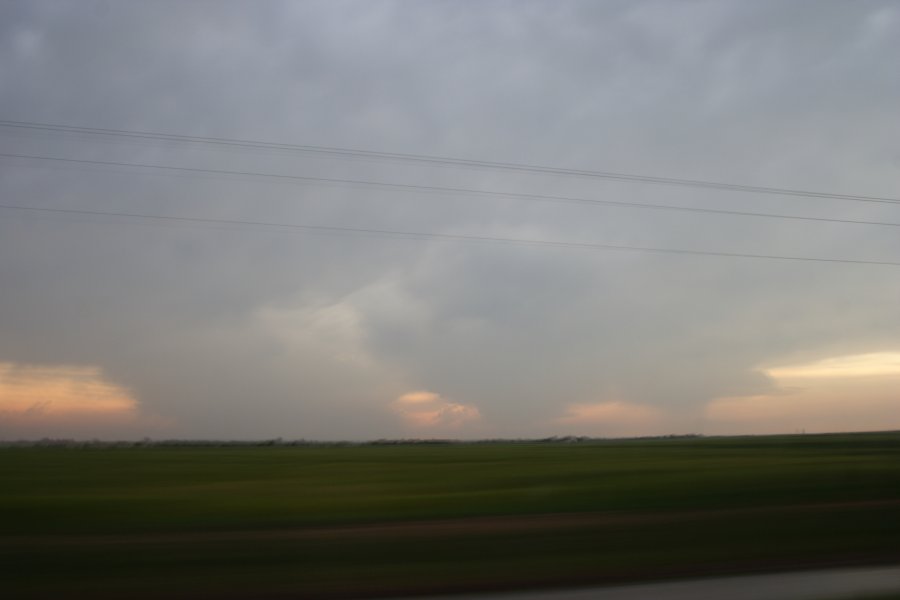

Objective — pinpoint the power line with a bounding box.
[2,203,898,267]
[2,119,899,205]
[3,152,900,229]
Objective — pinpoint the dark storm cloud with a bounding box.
[1,1,899,439]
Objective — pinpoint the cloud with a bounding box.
[705,352,900,434]
[391,391,482,433]
[705,390,900,435]
[766,352,900,379]
[555,401,665,437]
[1,1,899,440]
[0,362,172,438]
[0,363,135,414]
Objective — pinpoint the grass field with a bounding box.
[2,432,900,598]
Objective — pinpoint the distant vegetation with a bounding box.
[0,433,705,447]
[2,431,899,598]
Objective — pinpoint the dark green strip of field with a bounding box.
[2,432,900,598]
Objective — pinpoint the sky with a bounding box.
[1,0,899,440]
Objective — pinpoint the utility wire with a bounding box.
[2,203,898,267]
[3,152,900,229]
[2,119,898,205]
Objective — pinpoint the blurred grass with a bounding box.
[1,432,900,597]
[3,432,899,535]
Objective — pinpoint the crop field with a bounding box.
[2,432,900,598]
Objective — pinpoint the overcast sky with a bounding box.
[1,0,899,440]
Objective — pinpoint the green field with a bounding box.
[2,432,900,598]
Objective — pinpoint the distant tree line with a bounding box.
[0,434,704,448]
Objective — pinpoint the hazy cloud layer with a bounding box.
[1,1,899,439]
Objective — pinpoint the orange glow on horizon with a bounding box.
[765,352,900,380]
[391,391,482,430]
[0,363,137,416]
[0,362,174,438]
[554,401,666,436]
[706,351,900,434]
